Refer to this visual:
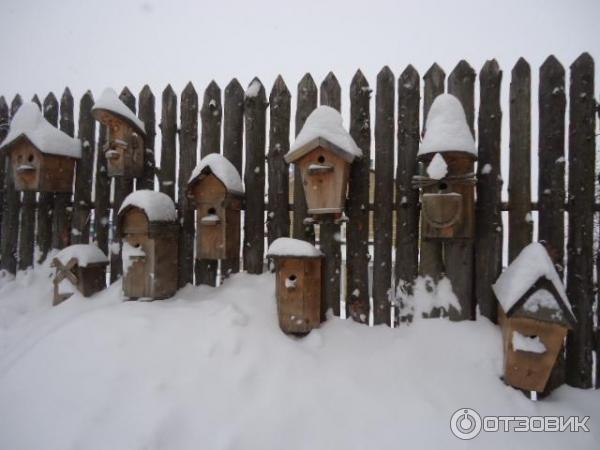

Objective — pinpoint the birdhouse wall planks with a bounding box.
[92,88,146,178]
[0,103,81,192]
[118,190,179,300]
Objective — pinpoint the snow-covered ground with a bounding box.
[0,259,598,450]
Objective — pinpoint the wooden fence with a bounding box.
[0,53,597,389]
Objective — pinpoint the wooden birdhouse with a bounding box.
[51,244,108,306]
[267,238,324,335]
[117,190,179,300]
[493,242,576,396]
[92,88,146,178]
[187,154,244,260]
[0,103,81,192]
[285,106,361,216]
[413,94,477,240]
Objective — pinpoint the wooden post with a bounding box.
[243,78,267,274]
[159,85,177,200]
[565,53,595,389]
[346,69,371,323]
[94,122,110,257]
[475,60,503,323]
[138,85,156,190]
[0,96,7,255]
[373,66,395,326]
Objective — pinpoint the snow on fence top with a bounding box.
[418,94,476,157]
[267,237,323,258]
[189,153,244,195]
[54,244,108,267]
[0,102,82,158]
[119,190,177,222]
[92,88,146,136]
[285,106,362,163]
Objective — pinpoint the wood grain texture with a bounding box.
[159,85,177,200]
[94,122,110,256]
[0,96,8,259]
[53,89,73,250]
[138,85,156,190]
[18,97,37,270]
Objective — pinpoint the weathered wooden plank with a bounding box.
[373,66,395,326]
[448,60,476,133]
[159,85,177,200]
[94,122,110,256]
[508,58,532,262]
[423,63,445,131]
[0,96,8,255]
[138,85,156,190]
[293,73,317,243]
[565,53,595,389]
[31,95,41,108]
[346,69,371,323]
[243,78,267,274]
[474,60,503,323]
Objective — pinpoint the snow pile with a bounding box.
[53,244,108,267]
[122,242,145,275]
[522,289,561,313]
[0,103,81,158]
[119,190,178,222]
[393,276,461,320]
[92,88,146,135]
[512,331,547,354]
[189,153,244,195]
[426,153,448,179]
[267,237,322,258]
[419,94,476,157]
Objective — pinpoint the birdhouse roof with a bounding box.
[418,94,477,158]
[189,153,244,195]
[53,244,108,267]
[267,237,323,258]
[118,190,177,223]
[92,88,146,136]
[0,103,81,158]
[285,106,362,164]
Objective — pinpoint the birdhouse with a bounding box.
[92,88,146,178]
[285,106,361,216]
[0,103,81,192]
[267,238,324,335]
[413,94,477,240]
[117,190,179,300]
[187,154,244,260]
[51,244,109,305]
[493,242,576,395]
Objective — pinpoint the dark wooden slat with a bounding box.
[0,96,7,254]
[597,101,600,388]
[565,53,595,389]
[423,63,445,131]
[243,78,267,274]
[346,69,371,323]
[138,85,156,190]
[94,123,110,256]
[159,85,177,200]
[31,95,41,108]
[474,60,503,323]
[448,60,476,133]
[373,66,395,326]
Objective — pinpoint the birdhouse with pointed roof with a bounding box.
[285,106,361,217]
[493,242,576,395]
[118,190,179,300]
[92,88,146,178]
[187,153,244,260]
[413,94,477,239]
[0,103,81,192]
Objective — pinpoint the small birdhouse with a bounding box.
[493,242,576,395]
[187,153,244,260]
[51,244,109,306]
[92,88,146,178]
[0,103,81,192]
[285,106,361,217]
[413,94,477,240]
[267,238,324,335]
[117,190,179,300]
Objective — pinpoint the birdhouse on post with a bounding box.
[118,190,179,300]
[284,106,361,219]
[267,238,323,335]
[493,242,576,397]
[0,103,81,192]
[51,244,109,305]
[187,153,244,260]
[92,88,146,178]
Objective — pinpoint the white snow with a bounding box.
[245,79,262,97]
[92,88,146,135]
[394,276,461,320]
[53,244,108,267]
[522,289,561,313]
[481,163,492,174]
[119,190,177,222]
[512,331,547,354]
[267,237,322,258]
[426,153,448,179]
[0,103,82,158]
[200,214,221,225]
[418,94,476,157]
[122,241,145,275]
[189,153,244,195]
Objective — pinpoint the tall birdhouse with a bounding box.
[118,190,179,300]
[92,88,146,178]
[267,238,324,335]
[493,242,576,396]
[187,153,244,260]
[51,244,108,305]
[285,106,361,217]
[413,94,477,239]
[0,103,81,192]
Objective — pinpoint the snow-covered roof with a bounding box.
[92,88,146,136]
[53,244,108,267]
[267,237,322,258]
[118,190,177,222]
[0,103,82,158]
[189,153,244,195]
[418,94,476,157]
[285,106,362,164]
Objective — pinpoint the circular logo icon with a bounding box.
[450,408,482,440]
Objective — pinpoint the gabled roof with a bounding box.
[188,153,244,195]
[92,88,146,137]
[118,190,177,223]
